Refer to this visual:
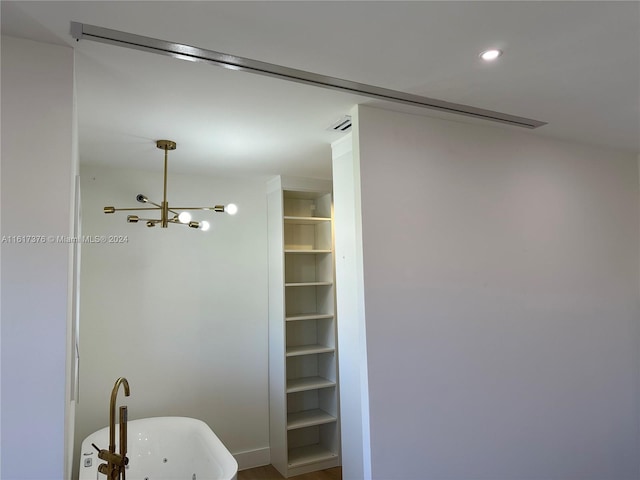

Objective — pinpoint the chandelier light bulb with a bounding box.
[200,220,210,232]
[226,203,238,215]
[178,211,192,223]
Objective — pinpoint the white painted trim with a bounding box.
[331,108,372,480]
[266,175,282,194]
[233,447,271,471]
[331,133,353,158]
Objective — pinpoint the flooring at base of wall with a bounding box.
[238,465,341,480]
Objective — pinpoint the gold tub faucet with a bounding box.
[92,377,130,480]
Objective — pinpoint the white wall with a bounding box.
[1,36,77,479]
[331,132,371,480]
[74,165,270,475]
[350,105,640,479]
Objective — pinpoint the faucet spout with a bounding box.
[97,377,130,480]
[109,377,130,452]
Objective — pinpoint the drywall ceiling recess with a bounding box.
[69,22,546,129]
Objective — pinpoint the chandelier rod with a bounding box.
[162,144,168,228]
[157,139,176,227]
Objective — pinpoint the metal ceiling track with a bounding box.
[70,21,546,129]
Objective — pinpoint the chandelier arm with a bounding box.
[110,207,162,211]
[168,218,195,227]
[170,207,219,210]
[171,206,226,212]
[105,140,231,231]
[154,200,179,215]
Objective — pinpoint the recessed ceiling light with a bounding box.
[480,49,503,61]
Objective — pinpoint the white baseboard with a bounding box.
[233,447,270,471]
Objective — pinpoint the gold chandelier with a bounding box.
[104,140,237,231]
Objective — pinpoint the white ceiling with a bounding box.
[2,1,639,179]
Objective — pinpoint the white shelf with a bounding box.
[284,216,332,225]
[286,344,335,357]
[288,444,338,468]
[287,376,335,393]
[269,182,339,478]
[285,313,334,322]
[285,249,332,254]
[287,409,337,430]
[285,281,333,287]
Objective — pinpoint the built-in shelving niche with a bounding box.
[269,180,340,477]
[287,422,339,469]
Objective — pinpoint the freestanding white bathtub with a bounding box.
[79,417,238,480]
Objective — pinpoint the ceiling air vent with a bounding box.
[328,115,352,132]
